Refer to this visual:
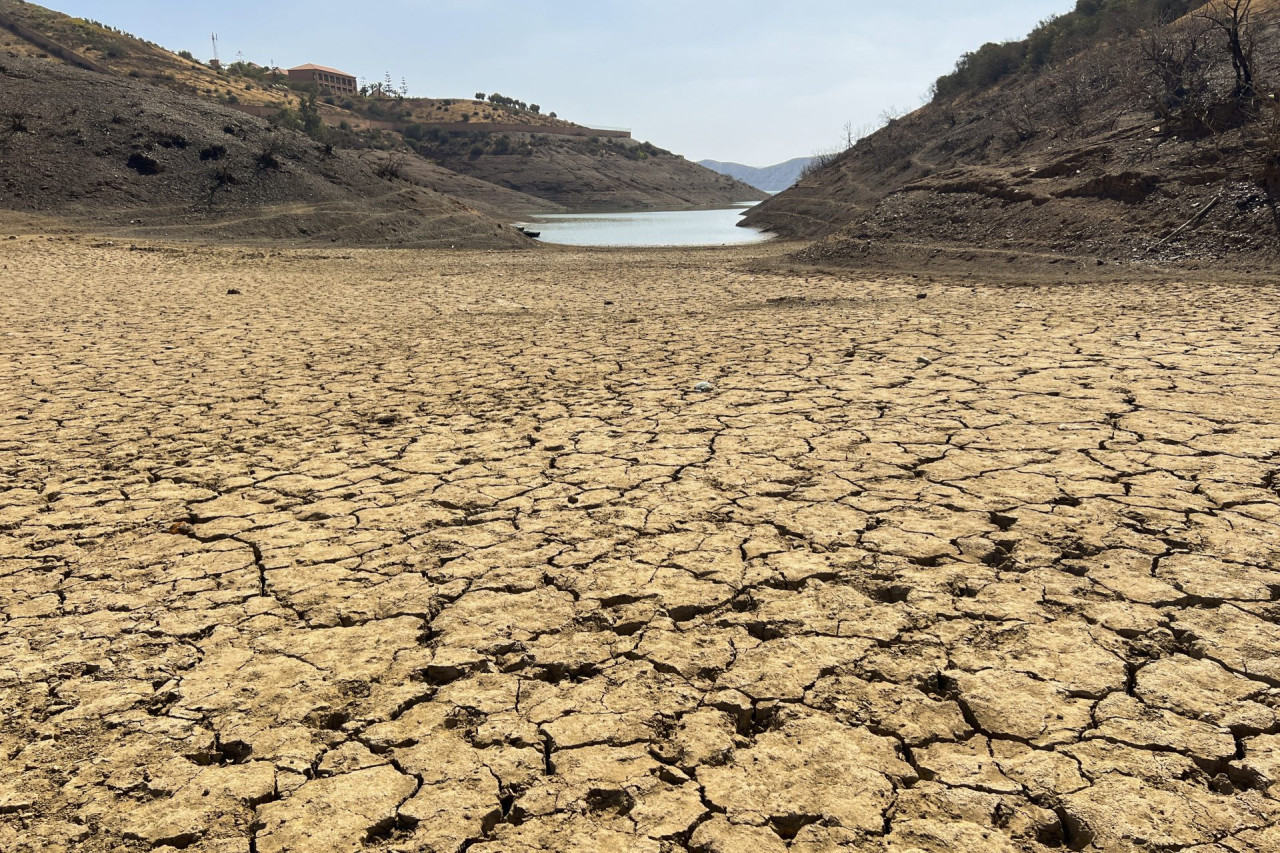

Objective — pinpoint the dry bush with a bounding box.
[998,99,1041,143]
[1140,0,1262,136]
[1141,19,1217,134]
[1252,93,1280,196]
[1194,0,1257,101]
[256,136,283,170]
[799,148,843,180]
[1041,52,1127,134]
[376,151,408,179]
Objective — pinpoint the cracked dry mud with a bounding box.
[2,236,1280,853]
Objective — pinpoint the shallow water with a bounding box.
[518,201,771,248]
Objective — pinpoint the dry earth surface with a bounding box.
[2,234,1280,853]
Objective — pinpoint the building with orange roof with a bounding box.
[287,64,357,95]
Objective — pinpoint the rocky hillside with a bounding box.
[0,0,285,109]
[417,133,766,210]
[699,157,813,192]
[1,0,762,216]
[745,0,1280,267]
[0,53,528,247]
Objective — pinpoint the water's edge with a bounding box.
[515,201,770,248]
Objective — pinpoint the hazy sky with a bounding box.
[55,1,1070,165]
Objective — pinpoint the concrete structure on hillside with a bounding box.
[287,64,357,95]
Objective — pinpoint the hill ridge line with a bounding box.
[0,7,109,74]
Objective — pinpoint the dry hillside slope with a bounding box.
[0,53,528,247]
[0,0,286,108]
[423,134,767,211]
[1,0,763,215]
[746,0,1280,267]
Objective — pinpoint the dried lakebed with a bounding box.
[1,237,1280,853]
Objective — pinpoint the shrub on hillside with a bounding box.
[933,0,1207,101]
[256,138,284,170]
[376,153,407,179]
[126,152,161,175]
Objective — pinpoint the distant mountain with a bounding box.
[697,157,813,192]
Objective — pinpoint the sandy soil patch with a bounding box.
[2,236,1279,852]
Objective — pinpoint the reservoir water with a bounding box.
[517,201,771,248]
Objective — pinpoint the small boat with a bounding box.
[522,230,541,239]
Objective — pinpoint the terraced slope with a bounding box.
[0,0,764,215]
[428,135,767,211]
[0,53,526,247]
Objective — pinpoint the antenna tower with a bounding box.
[211,33,220,68]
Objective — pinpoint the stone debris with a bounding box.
[1,239,1279,852]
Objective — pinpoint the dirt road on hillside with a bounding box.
[2,237,1279,852]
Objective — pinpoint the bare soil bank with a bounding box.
[0,0,764,224]
[0,54,531,248]
[426,134,768,212]
[744,3,1280,270]
[2,234,1279,853]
